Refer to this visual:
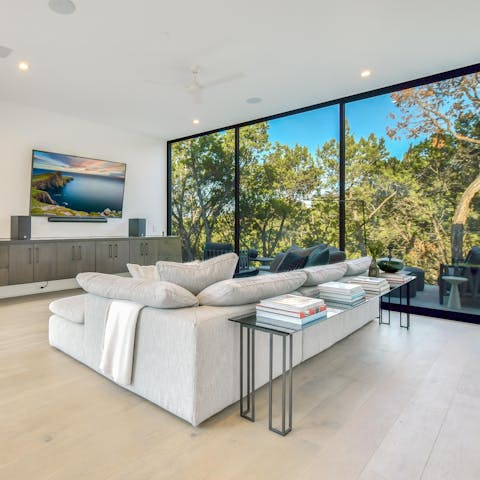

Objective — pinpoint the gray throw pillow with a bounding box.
[304,247,330,267]
[277,251,309,272]
[269,253,286,273]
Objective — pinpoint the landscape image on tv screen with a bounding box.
[30,150,126,218]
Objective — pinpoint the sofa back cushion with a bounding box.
[197,270,307,306]
[301,262,348,287]
[156,253,238,295]
[345,256,372,276]
[76,272,198,308]
[127,263,160,281]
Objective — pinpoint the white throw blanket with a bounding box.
[100,299,144,386]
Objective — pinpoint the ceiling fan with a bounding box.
[148,65,245,104]
[186,65,245,103]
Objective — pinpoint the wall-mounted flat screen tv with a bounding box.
[30,150,126,218]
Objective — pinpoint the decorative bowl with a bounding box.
[378,257,404,273]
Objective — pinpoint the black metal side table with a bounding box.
[230,314,294,436]
[378,276,416,329]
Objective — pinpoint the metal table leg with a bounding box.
[269,333,292,436]
[240,325,255,422]
[400,279,411,329]
[379,289,391,325]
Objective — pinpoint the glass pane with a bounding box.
[239,106,340,260]
[170,130,235,261]
[346,71,480,317]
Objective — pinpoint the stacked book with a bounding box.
[317,281,366,307]
[380,272,411,287]
[256,294,327,326]
[345,276,390,296]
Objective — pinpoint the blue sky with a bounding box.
[268,93,420,159]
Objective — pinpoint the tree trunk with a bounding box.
[451,173,480,261]
[451,224,464,262]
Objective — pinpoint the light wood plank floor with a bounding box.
[1,291,480,480]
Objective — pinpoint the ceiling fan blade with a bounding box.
[145,79,178,87]
[201,72,246,89]
[191,88,202,104]
[0,45,13,58]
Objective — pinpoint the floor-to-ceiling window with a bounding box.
[168,66,479,320]
[170,130,235,261]
[346,72,479,315]
[239,106,340,257]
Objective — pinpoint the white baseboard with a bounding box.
[0,272,130,299]
[0,279,79,299]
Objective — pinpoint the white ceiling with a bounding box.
[0,0,479,141]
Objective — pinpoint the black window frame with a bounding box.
[167,63,480,254]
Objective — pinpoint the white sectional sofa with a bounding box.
[48,255,377,427]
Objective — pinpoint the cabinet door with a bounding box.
[142,240,158,266]
[111,240,130,273]
[77,242,96,273]
[129,239,144,265]
[34,243,57,282]
[0,245,8,286]
[157,238,182,262]
[95,241,114,274]
[56,242,80,279]
[8,244,34,285]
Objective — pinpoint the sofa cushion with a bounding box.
[49,294,86,324]
[345,256,372,276]
[304,247,330,267]
[328,250,347,264]
[293,285,323,297]
[76,273,198,309]
[156,253,238,295]
[127,263,160,280]
[197,270,307,306]
[269,253,286,273]
[276,250,309,272]
[301,262,348,287]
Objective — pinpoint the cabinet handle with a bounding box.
[72,246,75,260]
[145,242,149,256]
[28,247,32,264]
[79,246,82,260]
[35,247,39,264]
[109,244,112,258]
[140,242,144,256]
[114,244,118,258]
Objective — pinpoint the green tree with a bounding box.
[387,72,480,260]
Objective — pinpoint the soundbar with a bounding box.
[48,216,108,223]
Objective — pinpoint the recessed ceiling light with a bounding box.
[246,97,262,104]
[361,69,372,78]
[0,45,13,59]
[193,119,200,125]
[48,0,76,15]
[18,61,30,72]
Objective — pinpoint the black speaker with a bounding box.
[129,218,146,237]
[11,216,31,240]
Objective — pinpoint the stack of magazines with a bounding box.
[345,276,390,295]
[317,282,366,307]
[256,294,327,326]
[380,272,411,287]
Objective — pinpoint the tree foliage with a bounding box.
[171,73,480,282]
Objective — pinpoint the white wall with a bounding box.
[0,99,167,239]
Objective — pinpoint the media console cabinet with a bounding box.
[0,236,181,286]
